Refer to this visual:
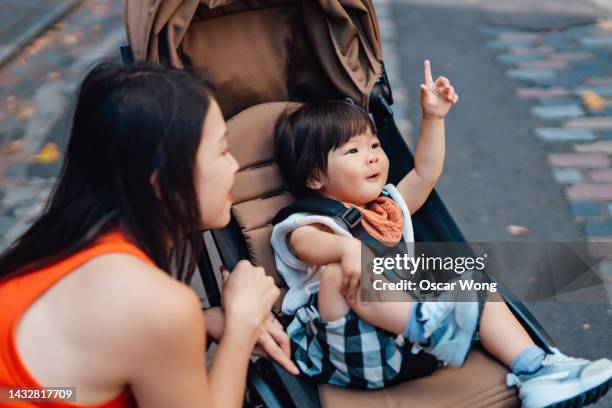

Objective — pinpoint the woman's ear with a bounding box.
[149,171,162,199]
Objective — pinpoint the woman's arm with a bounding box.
[204,306,299,375]
[126,288,260,408]
[208,319,259,407]
[123,261,277,408]
[209,261,280,407]
[126,283,214,408]
[203,306,224,341]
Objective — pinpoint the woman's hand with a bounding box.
[203,306,224,342]
[221,260,280,346]
[420,60,459,120]
[207,302,300,375]
[340,237,362,304]
[252,315,300,375]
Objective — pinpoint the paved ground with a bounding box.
[385,0,612,405]
[0,0,125,251]
[0,0,82,67]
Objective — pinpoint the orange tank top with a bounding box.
[0,231,152,408]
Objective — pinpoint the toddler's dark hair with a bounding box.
[274,100,376,198]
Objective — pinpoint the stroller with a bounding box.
[123,1,557,406]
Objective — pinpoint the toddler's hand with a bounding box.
[340,237,362,304]
[420,60,459,120]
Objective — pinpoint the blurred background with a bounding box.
[0,0,610,404]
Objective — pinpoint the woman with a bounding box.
[0,62,297,408]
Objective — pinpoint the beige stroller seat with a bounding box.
[225,101,518,407]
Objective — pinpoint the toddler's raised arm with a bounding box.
[397,60,459,214]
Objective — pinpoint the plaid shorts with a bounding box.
[287,293,439,389]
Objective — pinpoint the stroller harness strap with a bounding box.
[272,193,474,300]
[273,195,363,229]
[272,192,404,257]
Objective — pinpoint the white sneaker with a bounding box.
[506,348,612,408]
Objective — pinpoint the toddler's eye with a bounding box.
[345,148,358,154]
[371,142,380,149]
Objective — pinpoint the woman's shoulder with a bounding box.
[49,252,203,364]
[80,253,203,332]
[15,252,204,395]
[88,255,205,380]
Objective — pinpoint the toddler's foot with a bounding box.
[506,348,612,408]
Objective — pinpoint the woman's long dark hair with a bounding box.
[0,62,213,283]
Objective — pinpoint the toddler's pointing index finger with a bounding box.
[424,60,434,87]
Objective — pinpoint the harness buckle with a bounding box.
[340,207,362,229]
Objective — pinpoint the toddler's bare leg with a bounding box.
[478,300,537,366]
[320,263,538,367]
[318,263,351,322]
[319,263,414,334]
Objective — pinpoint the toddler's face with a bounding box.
[311,130,389,206]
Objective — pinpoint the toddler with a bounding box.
[271,60,612,407]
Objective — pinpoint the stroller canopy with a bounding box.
[125,0,384,116]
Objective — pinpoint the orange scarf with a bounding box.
[344,196,404,245]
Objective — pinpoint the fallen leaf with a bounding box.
[60,32,83,45]
[32,143,61,164]
[0,72,9,85]
[92,4,109,16]
[582,90,607,112]
[507,224,529,236]
[1,139,23,154]
[25,36,53,57]
[36,36,53,48]
[16,107,35,122]
[4,96,16,113]
[597,19,612,32]
[47,71,61,81]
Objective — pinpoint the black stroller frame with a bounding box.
[119,44,557,408]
